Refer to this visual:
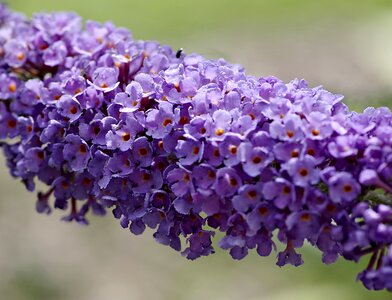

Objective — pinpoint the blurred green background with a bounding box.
[1,1,392,299]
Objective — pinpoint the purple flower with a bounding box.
[17,116,35,143]
[213,167,242,197]
[273,142,302,161]
[262,178,295,209]
[183,230,215,260]
[328,172,361,203]
[115,81,143,113]
[57,95,82,122]
[0,110,18,138]
[88,150,109,177]
[107,151,134,175]
[106,116,143,151]
[89,67,120,92]
[246,203,278,233]
[167,167,193,197]
[277,241,304,267]
[64,75,86,96]
[63,134,91,171]
[61,198,88,225]
[43,41,67,66]
[19,79,45,107]
[237,142,272,177]
[173,194,195,215]
[203,143,224,167]
[145,101,174,139]
[359,169,392,194]
[79,116,117,145]
[286,211,320,240]
[232,184,263,212]
[40,120,66,143]
[269,115,304,142]
[23,147,45,173]
[282,156,319,187]
[130,169,162,193]
[218,133,243,167]
[175,138,203,166]
[0,74,19,99]
[305,112,333,140]
[205,109,232,141]
[132,137,153,167]
[192,164,216,191]
[4,39,28,67]
[328,135,359,158]
[184,116,208,140]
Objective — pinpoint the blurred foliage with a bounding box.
[1,268,66,300]
[8,0,392,44]
[346,95,392,112]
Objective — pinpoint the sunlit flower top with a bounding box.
[0,5,391,291]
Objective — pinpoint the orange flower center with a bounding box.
[7,119,16,128]
[252,156,262,164]
[122,133,131,141]
[311,129,320,136]
[8,83,16,93]
[343,184,352,193]
[138,148,148,156]
[229,145,237,155]
[142,173,151,181]
[291,150,299,158]
[247,190,257,199]
[282,186,291,194]
[79,145,87,153]
[258,207,269,216]
[207,170,216,179]
[299,168,308,177]
[192,146,200,155]
[69,106,78,114]
[300,213,311,221]
[82,178,92,186]
[229,177,238,186]
[179,116,189,125]
[183,173,190,182]
[215,128,224,136]
[162,118,172,127]
[307,149,316,156]
[16,52,25,61]
[286,130,294,138]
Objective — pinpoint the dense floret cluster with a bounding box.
[0,5,392,291]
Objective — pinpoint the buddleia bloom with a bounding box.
[0,4,392,291]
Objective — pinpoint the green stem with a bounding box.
[362,190,392,206]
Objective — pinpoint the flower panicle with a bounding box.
[0,5,392,291]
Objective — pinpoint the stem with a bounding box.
[376,247,386,270]
[363,190,392,206]
[367,250,379,271]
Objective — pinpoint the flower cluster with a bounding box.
[0,5,391,291]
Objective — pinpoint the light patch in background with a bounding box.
[354,12,392,93]
[184,19,392,102]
